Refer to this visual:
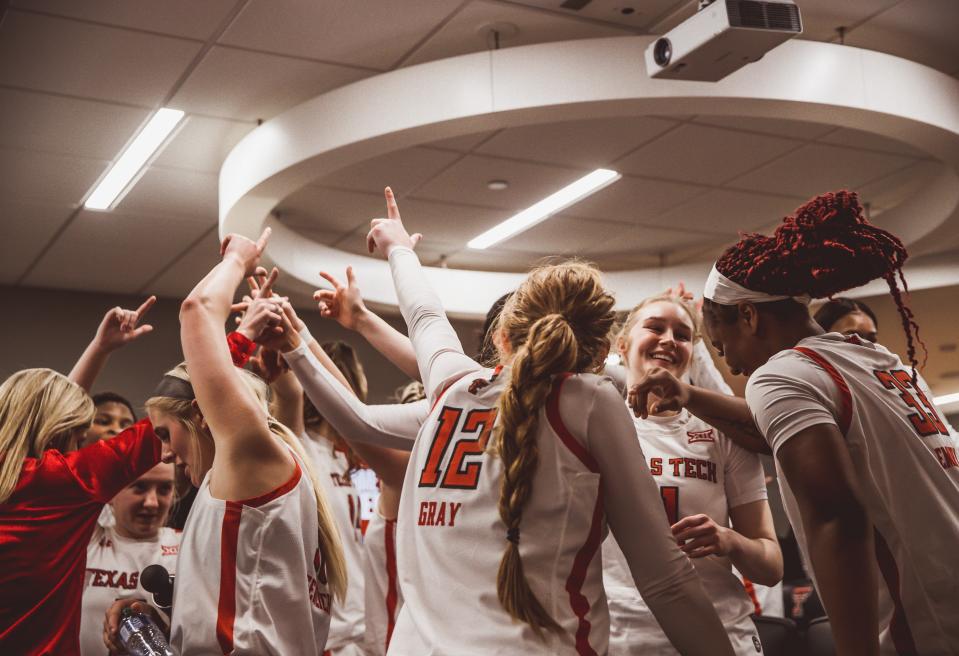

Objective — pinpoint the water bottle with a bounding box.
[118,607,174,656]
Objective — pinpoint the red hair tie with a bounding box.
[227,331,256,368]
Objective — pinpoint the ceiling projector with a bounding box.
[645,0,802,82]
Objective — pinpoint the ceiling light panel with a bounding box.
[467,168,621,250]
[84,108,184,211]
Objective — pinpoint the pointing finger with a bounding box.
[385,186,400,220]
[135,295,157,319]
[255,226,272,252]
[319,271,342,290]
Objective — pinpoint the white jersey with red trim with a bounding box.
[604,410,766,655]
[169,458,332,655]
[79,525,180,656]
[302,429,367,652]
[363,510,402,656]
[747,333,959,654]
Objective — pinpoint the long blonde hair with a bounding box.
[616,293,700,372]
[492,262,616,636]
[0,368,95,504]
[146,364,347,601]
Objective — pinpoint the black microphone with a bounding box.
[140,564,175,615]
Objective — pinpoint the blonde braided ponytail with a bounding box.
[492,263,616,637]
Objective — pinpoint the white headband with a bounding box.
[703,265,811,306]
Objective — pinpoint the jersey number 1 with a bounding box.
[874,369,948,437]
[419,407,498,490]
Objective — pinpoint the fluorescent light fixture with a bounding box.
[84,108,185,211]
[934,392,959,408]
[467,168,621,250]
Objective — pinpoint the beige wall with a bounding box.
[0,285,482,410]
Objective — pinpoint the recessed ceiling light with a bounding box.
[487,179,509,191]
[467,168,621,250]
[84,107,185,211]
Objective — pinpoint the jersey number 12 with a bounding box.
[419,407,498,490]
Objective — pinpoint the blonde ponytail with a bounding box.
[491,263,616,637]
[147,364,347,601]
[0,369,94,504]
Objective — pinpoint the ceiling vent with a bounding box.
[727,0,802,32]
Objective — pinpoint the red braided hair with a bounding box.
[715,189,926,375]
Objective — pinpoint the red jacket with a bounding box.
[0,419,161,655]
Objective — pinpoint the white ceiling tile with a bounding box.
[148,228,221,299]
[615,123,800,185]
[727,143,917,199]
[791,0,901,43]
[563,175,706,223]
[391,197,510,246]
[22,210,212,293]
[693,115,835,141]
[857,160,945,213]
[444,248,557,273]
[413,154,588,210]
[428,130,499,153]
[152,115,255,174]
[476,116,679,168]
[10,0,238,40]
[170,46,372,121]
[116,166,218,221]
[0,200,73,283]
[513,0,684,30]
[277,187,389,234]
[315,147,463,197]
[818,127,930,158]
[640,189,802,234]
[843,0,959,76]
[0,11,201,106]
[0,148,108,205]
[584,223,723,258]
[220,0,463,70]
[0,88,150,160]
[403,0,632,67]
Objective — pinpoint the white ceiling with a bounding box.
[2,0,958,297]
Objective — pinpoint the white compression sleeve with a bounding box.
[283,342,426,451]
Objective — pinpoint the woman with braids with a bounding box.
[688,190,959,654]
[349,188,735,655]
[105,229,348,655]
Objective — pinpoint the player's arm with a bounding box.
[315,266,420,380]
[628,369,771,455]
[69,297,156,391]
[689,339,734,395]
[776,423,878,655]
[584,380,735,656]
[369,188,479,400]
[179,229,295,500]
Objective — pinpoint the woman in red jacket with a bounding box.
[0,299,163,655]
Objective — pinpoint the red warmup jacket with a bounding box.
[0,419,161,655]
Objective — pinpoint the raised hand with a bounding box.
[627,367,691,419]
[94,296,156,352]
[248,346,289,384]
[366,187,422,258]
[665,281,695,301]
[314,266,367,330]
[221,227,271,276]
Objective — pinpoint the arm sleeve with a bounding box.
[283,342,425,451]
[745,355,842,455]
[388,247,480,402]
[689,340,733,395]
[581,380,733,654]
[722,435,768,509]
[65,419,162,503]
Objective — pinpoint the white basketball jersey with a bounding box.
[170,458,332,655]
[747,333,959,654]
[363,511,402,656]
[391,369,618,655]
[302,430,366,651]
[604,410,766,656]
[79,525,180,656]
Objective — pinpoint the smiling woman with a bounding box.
[78,462,180,656]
